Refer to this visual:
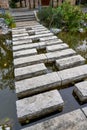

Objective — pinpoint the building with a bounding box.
[0,0,9,9]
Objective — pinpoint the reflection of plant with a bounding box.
[38,2,84,32]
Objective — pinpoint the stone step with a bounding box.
[15,18,36,22]
[13,49,76,68]
[82,107,87,117]
[13,43,39,51]
[14,54,47,68]
[46,43,69,52]
[13,39,63,51]
[58,64,87,85]
[15,72,61,98]
[13,39,32,46]
[40,36,57,41]
[15,63,47,81]
[46,49,76,62]
[74,81,87,103]
[16,90,64,123]
[12,33,29,38]
[13,48,37,58]
[21,109,87,130]
[13,33,53,41]
[56,55,85,70]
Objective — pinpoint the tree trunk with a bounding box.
[28,0,31,9]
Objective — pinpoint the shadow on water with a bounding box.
[0,33,21,129]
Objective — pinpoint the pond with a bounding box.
[0,33,21,130]
[0,30,87,130]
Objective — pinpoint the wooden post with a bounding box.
[28,0,31,9]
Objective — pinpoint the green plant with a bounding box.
[0,13,16,28]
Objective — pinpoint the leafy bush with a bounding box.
[38,2,84,32]
[0,13,16,28]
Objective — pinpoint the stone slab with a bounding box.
[16,90,64,123]
[82,107,87,117]
[46,43,69,52]
[14,54,47,68]
[13,43,39,51]
[13,39,32,46]
[12,33,29,38]
[56,55,85,70]
[15,72,61,98]
[15,63,47,81]
[21,109,87,130]
[46,49,76,62]
[74,81,87,102]
[40,36,58,41]
[13,48,37,58]
[13,36,30,41]
[45,39,63,46]
[58,65,87,85]
[35,30,50,35]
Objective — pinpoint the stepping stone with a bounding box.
[35,30,50,35]
[46,49,76,62]
[13,43,39,51]
[21,109,87,130]
[74,81,87,102]
[46,43,69,52]
[13,48,37,58]
[82,107,87,117]
[15,63,47,81]
[13,39,32,46]
[12,29,26,34]
[15,72,61,98]
[16,90,64,123]
[58,65,87,85]
[40,36,57,41]
[13,36,29,41]
[14,54,47,68]
[56,55,85,70]
[45,39,63,46]
[12,33,29,38]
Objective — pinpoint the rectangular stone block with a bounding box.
[35,30,50,35]
[21,109,87,130]
[58,65,87,85]
[82,107,87,117]
[46,39,63,46]
[15,63,47,81]
[13,48,37,58]
[46,49,76,62]
[12,29,26,34]
[13,43,39,51]
[56,55,85,70]
[16,90,64,123]
[13,39,32,46]
[40,36,58,41]
[28,33,53,39]
[12,33,29,38]
[46,43,69,52]
[74,81,87,102]
[13,36,29,41]
[14,54,47,68]
[15,72,61,98]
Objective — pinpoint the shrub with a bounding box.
[38,2,84,32]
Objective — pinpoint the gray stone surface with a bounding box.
[21,109,87,130]
[46,43,69,52]
[13,43,39,51]
[16,90,64,123]
[15,72,61,98]
[46,49,76,62]
[46,39,63,46]
[14,54,47,68]
[58,65,87,85]
[74,81,87,102]
[35,30,50,35]
[13,39,32,46]
[13,48,37,58]
[40,36,58,41]
[56,55,85,70]
[12,33,28,38]
[82,107,87,117]
[15,63,47,81]
[13,36,30,41]
[12,29,27,34]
